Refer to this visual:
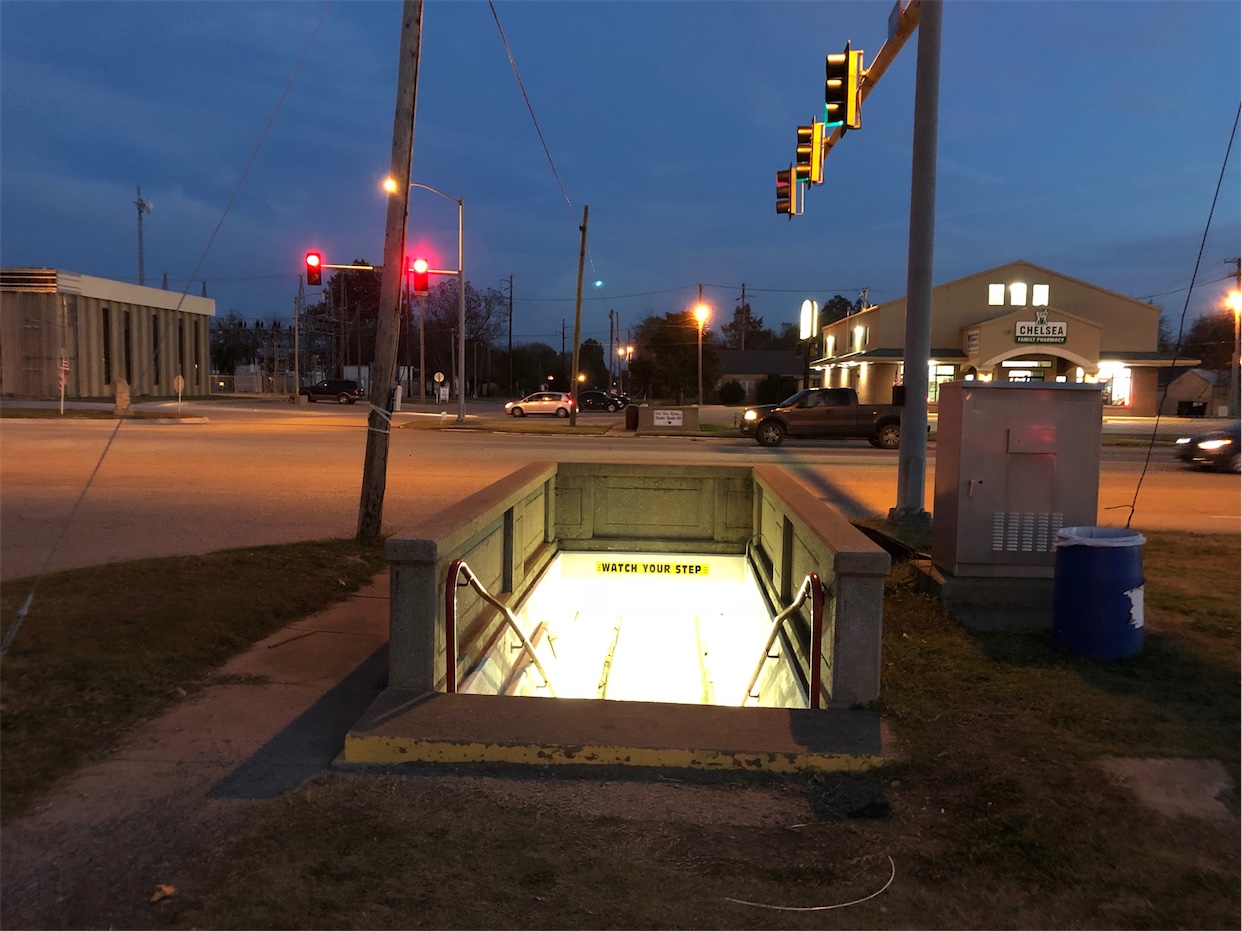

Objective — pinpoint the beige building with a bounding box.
[1,267,214,399]
[813,260,1193,416]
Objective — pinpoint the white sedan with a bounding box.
[504,392,574,418]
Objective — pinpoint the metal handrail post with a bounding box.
[741,572,823,708]
[445,559,555,697]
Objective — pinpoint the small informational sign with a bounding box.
[434,371,445,384]
[966,330,980,355]
[595,560,710,577]
[438,386,449,401]
[1015,310,1067,344]
[173,374,185,413]
[653,409,684,427]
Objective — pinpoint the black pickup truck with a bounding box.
[739,387,904,448]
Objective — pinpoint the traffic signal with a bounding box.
[305,252,322,286]
[776,167,794,216]
[794,122,825,184]
[410,257,429,295]
[825,43,863,130]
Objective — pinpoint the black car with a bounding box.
[299,379,364,404]
[576,390,630,412]
[1174,421,1240,472]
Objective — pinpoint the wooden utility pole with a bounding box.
[568,205,589,426]
[357,0,422,544]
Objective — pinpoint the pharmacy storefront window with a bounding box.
[1096,364,1132,406]
[927,363,956,401]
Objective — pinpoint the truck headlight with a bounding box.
[743,410,757,422]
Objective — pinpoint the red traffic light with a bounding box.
[305,251,322,286]
[410,257,429,295]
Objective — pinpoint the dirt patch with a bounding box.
[1097,757,1237,821]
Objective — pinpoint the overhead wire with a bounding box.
[1116,104,1239,531]
[0,2,333,655]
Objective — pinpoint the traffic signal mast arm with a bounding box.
[819,0,922,161]
[312,262,460,275]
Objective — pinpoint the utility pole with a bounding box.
[357,0,422,544]
[1229,257,1241,418]
[506,274,514,397]
[740,282,747,350]
[569,205,589,426]
[890,0,940,528]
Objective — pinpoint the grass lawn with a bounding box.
[0,408,204,420]
[0,539,386,822]
[1,531,1237,928]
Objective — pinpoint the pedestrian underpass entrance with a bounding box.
[343,462,893,771]
[456,551,811,709]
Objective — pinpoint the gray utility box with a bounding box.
[932,381,1102,579]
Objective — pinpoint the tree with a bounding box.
[509,342,560,395]
[1179,308,1235,369]
[630,310,719,402]
[577,338,608,388]
[720,302,771,350]
[209,311,260,373]
[820,293,863,324]
[418,279,506,393]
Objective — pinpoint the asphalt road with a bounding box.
[1,399,1237,581]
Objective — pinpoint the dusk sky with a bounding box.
[2,1,1239,351]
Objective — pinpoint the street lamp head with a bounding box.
[577,373,586,382]
[382,177,399,194]
[1227,289,1242,314]
[693,303,710,326]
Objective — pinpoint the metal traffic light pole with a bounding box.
[890,0,940,526]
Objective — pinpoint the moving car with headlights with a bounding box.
[299,379,364,404]
[576,390,630,412]
[1174,422,1240,472]
[740,386,905,448]
[504,391,574,418]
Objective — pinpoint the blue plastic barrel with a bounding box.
[1051,526,1145,660]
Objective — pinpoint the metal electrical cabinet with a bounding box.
[932,381,1102,579]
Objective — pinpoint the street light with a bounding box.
[616,345,633,395]
[693,303,710,407]
[385,176,466,422]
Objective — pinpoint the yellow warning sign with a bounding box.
[595,561,710,576]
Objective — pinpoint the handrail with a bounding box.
[741,571,825,709]
[445,558,555,697]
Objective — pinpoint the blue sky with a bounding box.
[2,0,1238,349]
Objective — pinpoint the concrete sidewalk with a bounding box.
[0,575,392,930]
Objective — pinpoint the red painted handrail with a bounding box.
[444,558,555,696]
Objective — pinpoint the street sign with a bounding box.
[434,371,445,384]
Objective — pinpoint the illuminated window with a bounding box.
[988,284,1005,305]
[1009,282,1027,306]
[927,363,956,401]
[1032,284,1049,306]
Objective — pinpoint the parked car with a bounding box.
[1174,421,1240,472]
[299,379,364,404]
[740,386,904,448]
[504,391,574,418]
[577,390,630,412]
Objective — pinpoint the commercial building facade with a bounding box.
[1,267,215,399]
[812,260,1192,416]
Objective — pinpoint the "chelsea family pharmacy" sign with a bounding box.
[1015,309,1067,344]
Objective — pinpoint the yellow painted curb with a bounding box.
[343,734,887,773]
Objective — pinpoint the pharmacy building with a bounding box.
[813,260,1191,416]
